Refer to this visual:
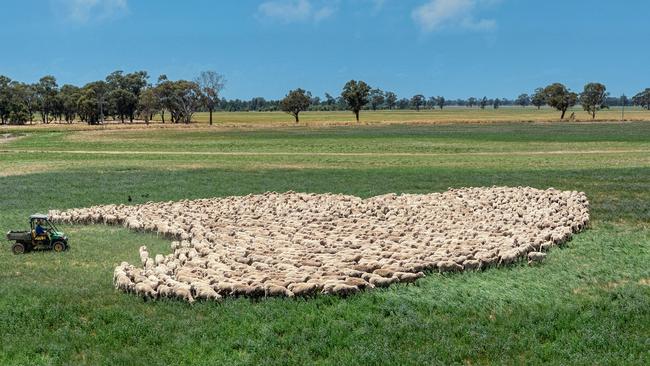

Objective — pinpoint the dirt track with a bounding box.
[2,148,649,157]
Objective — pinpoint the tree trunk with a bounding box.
[209,108,213,125]
[161,110,165,124]
[294,113,299,123]
[355,110,360,122]
[561,109,566,119]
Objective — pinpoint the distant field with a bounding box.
[177,106,650,125]
[1,122,649,364]
[12,106,650,128]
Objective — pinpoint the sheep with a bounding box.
[527,252,547,265]
[437,261,463,273]
[172,283,194,303]
[265,285,294,297]
[394,272,424,283]
[288,282,320,296]
[193,283,221,301]
[369,275,397,288]
[134,282,156,300]
[114,273,134,292]
[51,187,590,302]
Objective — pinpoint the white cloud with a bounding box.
[54,0,128,23]
[412,0,498,32]
[257,0,336,23]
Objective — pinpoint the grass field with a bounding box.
[14,106,650,128]
[186,107,650,125]
[1,121,649,365]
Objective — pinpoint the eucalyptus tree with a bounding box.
[544,83,578,119]
[195,71,226,125]
[410,94,425,111]
[280,88,311,123]
[580,82,609,119]
[341,80,371,122]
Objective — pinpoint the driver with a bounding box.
[35,219,48,236]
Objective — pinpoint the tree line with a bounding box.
[1,71,649,125]
[280,81,649,122]
[0,71,225,125]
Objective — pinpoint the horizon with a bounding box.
[1,1,649,100]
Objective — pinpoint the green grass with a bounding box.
[1,121,649,365]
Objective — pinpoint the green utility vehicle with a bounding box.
[6,214,69,254]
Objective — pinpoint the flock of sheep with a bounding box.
[49,187,590,303]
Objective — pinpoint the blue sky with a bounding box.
[1,0,648,99]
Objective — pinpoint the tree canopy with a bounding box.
[195,71,226,125]
[411,94,425,111]
[633,89,650,110]
[543,83,578,119]
[531,88,546,109]
[280,88,311,123]
[341,80,371,122]
[580,82,609,119]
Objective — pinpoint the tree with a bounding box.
[580,82,609,119]
[169,80,201,124]
[544,83,578,119]
[194,71,225,125]
[397,98,410,109]
[280,88,311,123]
[105,70,148,122]
[516,93,530,108]
[35,75,59,123]
[468,97,477,108]
[155,75,172,123]
[109,88,138,123]
[324,93,336,110]
[59,84,80,123]
[0,76,13,124]
[8,84,31,124]
[369,89,385,110]
[341,80,371,122]
[411,94,425,111]
[385,92,397,110]
[531,88,546,110]
[77,82,106,125]
[632,89,650,109]
[436,96,446,110]
[493,98,500,109]
[137,88,159,125]
[479,97,488,109]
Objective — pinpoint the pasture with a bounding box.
[15,106,650,127]
[0,121,649,365]
[185,107,650,125]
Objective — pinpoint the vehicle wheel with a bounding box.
[52,241,67,253]
[11,243,26,255]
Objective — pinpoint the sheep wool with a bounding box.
[48,187,590,303]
